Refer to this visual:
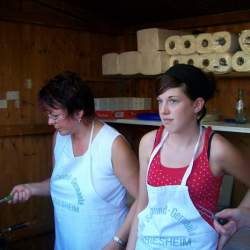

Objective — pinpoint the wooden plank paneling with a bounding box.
[0,133,53,232]
[0,20,121,126]
[0,7,250,242]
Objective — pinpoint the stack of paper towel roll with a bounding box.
[197,53,233,73]
[119,51,142,75]
[166,31,238,73]
[102,53,120,75]
[169,54,200,68]
[102,28,186,75]
[102,28,249,75]
[137,28,186,52]
[165,34,197,55]
[140,51,170,75]
[232,30,250,72]
[137,28,184,75]
[165,35,197,55]
[196,31,239,54]
[197,31,238,73]
[166,34,200,68]
[166,31,239,55]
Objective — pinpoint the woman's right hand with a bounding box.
[9,184,33,204]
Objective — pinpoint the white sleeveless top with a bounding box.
[51,123,128,250]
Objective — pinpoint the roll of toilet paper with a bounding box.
[196,33,213,54]
[239,30,250,54]
[119,51,142,75]
[102,53,120,75]
[169,55,185,67]
[182,54,200,68]
[165,35,182,55]
[140,51,170,75]
[232,51,250,72]
[211,53,232,73]
[212,31,239,53]
[180,35,197,55]
[197,53,215,71]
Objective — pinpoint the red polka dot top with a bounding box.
[147,126,223,226]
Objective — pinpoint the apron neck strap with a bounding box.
[88,120,95,150]
[146,126,203,186]
[181,126,203,185]
[146,130,169,178]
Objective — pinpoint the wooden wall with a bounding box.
[1,7,250,244]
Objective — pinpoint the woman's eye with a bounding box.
[157,99,162,104]
[168,99,178,104]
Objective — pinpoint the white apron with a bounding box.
[136,127,218,250]
[51,122,127,250]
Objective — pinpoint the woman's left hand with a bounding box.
[213,217,237,250]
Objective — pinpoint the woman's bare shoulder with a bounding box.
[139,129,158,155]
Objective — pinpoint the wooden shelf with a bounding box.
[213,72,250,78]
[103,119,250,133]
[101,71,250,79]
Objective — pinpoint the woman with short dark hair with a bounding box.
[127,64,250,250]
[10,71,139,250]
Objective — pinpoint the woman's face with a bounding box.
[46,107,76,136]
[157,87,202,133]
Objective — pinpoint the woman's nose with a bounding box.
[48,117,56,125]
[159,103,170,114]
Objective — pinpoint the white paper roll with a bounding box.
[169,55,185,67]
[119,51,142,75]
[182,54,201,68]
[165,35,182,55]
[180,35,197,55]
[239,30,250,54]
[212,31,239,53]
[196,33,213,54]
[140,51,170,75]
[197,54,215,71]
[102,53,120,75]
[211,53,232,73]
[232,51,250,72]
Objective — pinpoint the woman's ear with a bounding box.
[75,110,84,122]
[193,97,205,114]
